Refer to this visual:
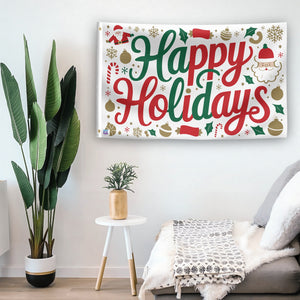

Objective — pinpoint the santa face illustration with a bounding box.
[251,44,282,83]
[107,25,134,45]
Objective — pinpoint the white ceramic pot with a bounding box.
[25,254,56,287]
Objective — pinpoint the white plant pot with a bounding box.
[25,254,56,287]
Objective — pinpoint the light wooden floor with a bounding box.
[0,278,154,300]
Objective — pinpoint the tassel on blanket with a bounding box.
[175,278,182,299]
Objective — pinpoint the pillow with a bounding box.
[260,171,300,250]
[254,160,300,227]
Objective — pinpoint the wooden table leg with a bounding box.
[123,226,137,296]
[132,252,137,284]
[95,226,113,291]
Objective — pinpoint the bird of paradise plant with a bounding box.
[0,36,80,258]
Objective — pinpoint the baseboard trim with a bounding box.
[0,266,144,278]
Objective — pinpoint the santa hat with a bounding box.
[258,44,274,62]
[113,25,123,31]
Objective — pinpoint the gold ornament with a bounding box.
[105,99,115,112]
[120,49,131,64]
[159,123,172,137]
[268,118,283,136]
[105,122,116,136]
[271,86,283,101]
[220,28,232,41]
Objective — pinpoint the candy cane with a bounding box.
[106,62,119,84]
[214,123,223,138]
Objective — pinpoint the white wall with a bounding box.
[0,0,299,278]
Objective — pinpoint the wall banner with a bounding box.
[97,22,287,140]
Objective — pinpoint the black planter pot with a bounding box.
[25,254,56,288]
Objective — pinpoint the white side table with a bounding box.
[95,215,147,296]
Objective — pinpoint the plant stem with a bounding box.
[20,145,30,180]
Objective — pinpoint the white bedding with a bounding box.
[139,221,300,300]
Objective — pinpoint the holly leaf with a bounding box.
[273,104,284,114]
[205,122,213,136]
[251,126,265,135]
[244,75,254,84]
[179,28,188,44]
[149,129,156,136]
[244,27,257,38]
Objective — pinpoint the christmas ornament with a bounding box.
[271,86,283,100]
[220,28,232,41]
[106,62,119,84]
[159,123,172,137]
[268,118,283,136]
[105,99,115,112]
[120,49,131,64]
[105,122,117,136]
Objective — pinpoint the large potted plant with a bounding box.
[0,36,80,287]
[104,162,137,220]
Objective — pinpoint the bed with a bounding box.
[139,161,300,300]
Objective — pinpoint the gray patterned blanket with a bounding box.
[173,219,245,296]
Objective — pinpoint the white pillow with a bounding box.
[260,171,300,250]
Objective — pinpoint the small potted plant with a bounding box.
[104,162,137,220]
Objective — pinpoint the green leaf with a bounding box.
[244,75,254,84]
[56,168,70,188]
[54,66,76,146]
[23,35,37,118]
[149,129,156,136]
[53,109,80,173]
[205,122,213,135]
[0,63,27,145]
[251,125,265,135]
[40,174,58,210]
[38,133,55,188]
[45,41,61,121]
[11,161,34,209]
[273,104,284,114]
[244,27,257,38]
[30,103,47,170]
[179,28,188,44]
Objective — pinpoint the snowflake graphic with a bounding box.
[105,89,111,97]
[245,129,250,135]
[125,127,130,133]
[133,127,142,138]
[149,26,159,38]
[122,67,128,74]
[106,47,117,59]
[234,31,239,37]
[216,84,222,90]
[134,26,139,32]
[105,31,110,37]
[278,52,284,58]
[279,77,284,84]
[267,25,283,43]
[160,85,166,91]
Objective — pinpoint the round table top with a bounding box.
[95,215,147,227]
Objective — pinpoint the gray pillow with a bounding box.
[254,160,300,227]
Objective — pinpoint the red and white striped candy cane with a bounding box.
[214,123,223,138]
[106,62,119,84]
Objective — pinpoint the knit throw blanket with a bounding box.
[173,219,245,297]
